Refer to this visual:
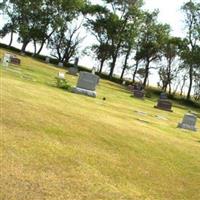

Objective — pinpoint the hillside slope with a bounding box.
[0,49,200,200]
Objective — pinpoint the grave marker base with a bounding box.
[72,87,96,98]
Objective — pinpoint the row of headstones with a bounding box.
[128,84,173,112]
[1,54,197,132]
[58,71,198,132]
[128,83,198,132]
[46,57,81,76]
[1,53,21,67]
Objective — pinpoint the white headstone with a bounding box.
[92,67,96,75]
[58,72,65,79]
[2,54,11,67]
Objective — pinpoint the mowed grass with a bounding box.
[0,49,200,200]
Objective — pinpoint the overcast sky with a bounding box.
[0,0,188,88]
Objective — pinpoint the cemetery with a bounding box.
[0,0,200,199]
[0,48,200,200]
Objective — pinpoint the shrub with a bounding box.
[145,91,152,98]
[55,77,71,90]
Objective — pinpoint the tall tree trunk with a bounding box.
[9,31,13,47]
[37,41,45,55]
[120,66,126,81]
[21,40,29,53]
[167,58,172,95]
[169,83,172,95]
[37,30,55,55]
[109,55,117,79]
[120,48,131,80]
[180,75,187,96]
[143,60,150,88]
[99,59,105,74]
[187,65,193,100]
[33,40,37,55]
[132,60,139,83]
[172,83,179,95]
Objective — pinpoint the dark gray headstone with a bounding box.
[133,90,145,99]
[154,99,173,112]
[160,92,168,99]
[10,57,21,65]
[74,57,79,66]
[68,67,78,75]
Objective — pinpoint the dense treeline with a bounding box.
[0,0,200,100]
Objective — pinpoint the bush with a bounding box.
[55,77,71,90]
[145,91,152,98]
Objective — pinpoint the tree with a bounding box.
[1,0,86,54]
[120,6,144,80]
[86,0,143,79]
[135,11,170,88]
[48,23,84,63]
[85,5,112,73]
[159,37,182,94]
[181,0,200,99]
[0,0,18,46]
[104,0,143,79]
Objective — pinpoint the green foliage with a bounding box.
[181,0,200,99]
[55,76,71,90]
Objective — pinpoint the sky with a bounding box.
[0,0,188,88]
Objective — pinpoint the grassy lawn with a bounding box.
[0,49,200,200]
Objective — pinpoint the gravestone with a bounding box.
[58,62,64,67]
[58,72,65,79]
[10,57,21,65]
[45,57,50,63]
[154,99,173,112]
[160,92,168,99]
[128,85,135,91]
[72,71,99,97]
[122,81,126,85]
[178,113,197,131]
[68,57,79,75]
[68,67,78,75]
[92,67,96,75]
[132,83,145,99]
[133,90,145,99]
[154,92,173,112]
[2,54,11,67]
[74,57,79,66]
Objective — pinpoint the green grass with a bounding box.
[0,49,200,200]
